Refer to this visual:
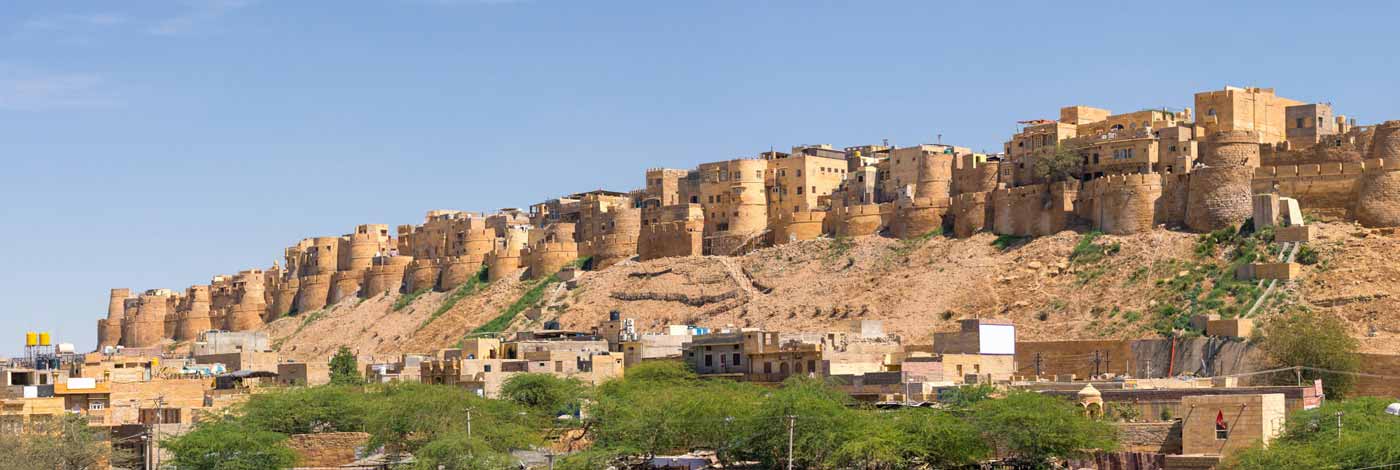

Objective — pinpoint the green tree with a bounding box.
[328,346,362,386]
[1256,309,1361,398]
[239,385,367,434]
[362,383,539,459]
[940,383,998,409]
[411,431,516,470]
[0,414,121,470]
[745,377,859,468]
[500,373,586,417]
[830,408,989,470]
[971,391,1117,467]
[162,419,297,470]
[1222,397,1400,470]
[1032,145,1085,183]
[585,365,762,467]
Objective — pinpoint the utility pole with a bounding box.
[786,415,796,470]
[466,407,472,440]
[152,395,165,470]
[1336,411,1344,441]
[1035,352,1043,378]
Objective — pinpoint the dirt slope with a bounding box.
[266,222,1395,362]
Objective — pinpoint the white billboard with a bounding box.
[979,324,1016,355]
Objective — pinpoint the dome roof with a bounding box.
[1077,384,1102,398]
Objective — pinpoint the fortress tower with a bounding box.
[97,288,130,348]
[1187,131,1261,231]
[1355,121,1400,227]
[227,270,267,331]
[406,258,442,293]
[364,255,414,297]
[174,285,213,341]
[487,230,528,282]
[123,290,174,348]
[524,223,579,280]
[439,227,494,290]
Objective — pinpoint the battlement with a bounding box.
[525,241,580,254]
[1080,173,1164,197]
[777,210,827,224]
[837,204,884,217]
[898,197,952,208]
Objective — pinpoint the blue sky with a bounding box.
[2,0,1397,356]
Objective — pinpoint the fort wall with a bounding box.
[364,256,413,297]
[523,241,579,280]
[951,192,990,238]
[1186,131,1261,231]
[329,270,363,304]
[772,210,826,245]
[831,203,886,237]
[269,277,299,320]
[1355,121,1400,227]
[295,273,332,313]
[638,219,704,261]
[406,259,441,293]
[174,285,212,341]
[891,197,949,238]
[952,154,1001,195]
[98,288,130,348]
[990,182,1079,237]
[1078,174,1163,235]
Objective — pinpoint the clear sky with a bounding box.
[2,0,1397,356]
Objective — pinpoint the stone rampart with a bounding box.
[952,155,1001,194]
[638,220,703,261]
[328,270,363,304]
[523,241,578,280]
[364,256,412,297]
[1186,131,1260,231]
[295,273,332,313]
[989,181,1079,237]
[832,203,886,237]
[174,285,212,341]
[1252,162,1365,214]
[1078,173,1163,235]
[406,259,441,293]
[914,153,954,199]
[486,246,523,283]
[1355,121,1400,227]
[582,233,637,270]
[951,192,990,238]
[439,255,486,290]
[891,197,949,238]
[772,210,826,245]
[269,277,298,320]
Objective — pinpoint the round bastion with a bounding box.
[1355,121,1400,227]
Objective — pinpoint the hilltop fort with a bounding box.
[96,85,1396,352]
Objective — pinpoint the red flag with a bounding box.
[1216,410,1227,430]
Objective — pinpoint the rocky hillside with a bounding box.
[263,221,1398,363]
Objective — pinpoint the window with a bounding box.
[764,362,772,374]
[807,360,816,372]
[811,186,816,194]
[796,170,802,177]
[484,364,492,372]
[796,187,803,195]
[1297,117,1305,128]
[732,353,741,365]
[1207,108,1216,116]
[704,355,713,367]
